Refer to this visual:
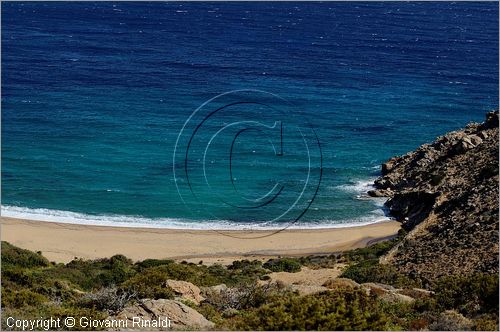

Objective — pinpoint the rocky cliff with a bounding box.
[371,111,499,283]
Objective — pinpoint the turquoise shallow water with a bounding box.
[2,2,498,229]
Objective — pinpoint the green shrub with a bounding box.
[2,267,36,287]
[432,273,499,317]
[263,258,302,273]
[230,288,390,330]
[228,259,262,270]
[197,303,224,326]
[298,254,338,269]
[44,255,136,291]
[1,288,48,308]
[342,237,400,264]
[30,278,79,303]
[121,268,173,299]
[134,258,174,270]
[472,314,499,331]
[130,261,264,287]
[341,260,418,288]
[1,242,49,268]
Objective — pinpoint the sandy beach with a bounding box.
[1,217,400,264]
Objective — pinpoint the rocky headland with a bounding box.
[370,111,499,282]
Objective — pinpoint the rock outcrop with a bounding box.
[258,266,344,295]
[359,282,415,303]
[324,279,419,304]
[374,111,499,282]
[110,299,214,330]
[165,279,205,305]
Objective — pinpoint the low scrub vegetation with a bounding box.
[1,240,498,331]
[263,257,302,273]
[225,288,391,330]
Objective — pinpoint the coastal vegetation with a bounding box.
[2,240,498,331]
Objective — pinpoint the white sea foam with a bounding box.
[1,205,392,231]
[332,177,388,207]
[333,178,386,202]
[334,178,376,194]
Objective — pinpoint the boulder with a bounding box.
[481,111,499,129]
[110,299,214,330]
[463,134,483,147]
[165,279,205,305]
[208,284,228,294]
[382,158,399,175]
[202,284,245,311]
[454,134,483,154]
[367,189,390,197]
[374,178,394,189]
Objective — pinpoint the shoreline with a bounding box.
[1,204,388,231]
[1,217,401,264]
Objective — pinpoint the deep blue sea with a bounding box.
[2,2,498,230]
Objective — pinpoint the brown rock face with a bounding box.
[110,299,214,330]
[165,279,205,305]
[375,111,499,283]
